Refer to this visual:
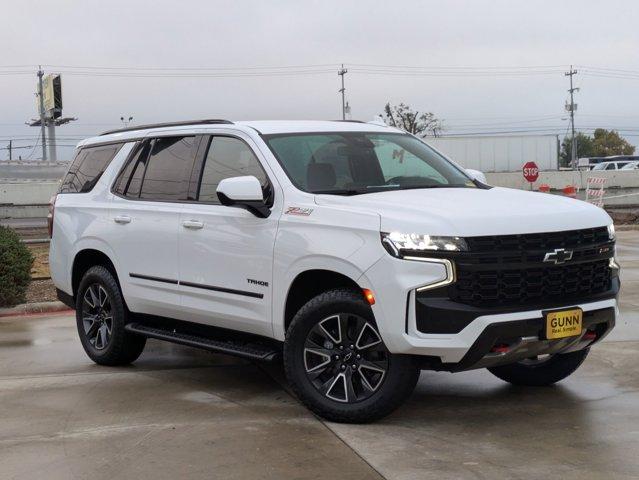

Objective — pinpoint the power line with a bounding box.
[2,63,639,81]
[40,63,339,71]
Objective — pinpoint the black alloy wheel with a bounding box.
[284,288,420,423]
[76,265,146,366]
[81,283,114,350]
[303,313,389,403]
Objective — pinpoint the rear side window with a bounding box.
[140,137,196,201]
[113,142,150,198]
[113,136,196,201]
[59,143,123,193]
[198,136,268,204]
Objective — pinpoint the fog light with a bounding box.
[490,344,510,354]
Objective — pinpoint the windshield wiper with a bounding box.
[311,188,367,196]
[396,184,472,190]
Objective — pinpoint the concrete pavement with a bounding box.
[0,316,382,480]
[1,232,638,479]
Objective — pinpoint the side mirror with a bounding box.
[216,176,270,218]
[465,168,487,184]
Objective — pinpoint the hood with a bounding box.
[314,187,611,236]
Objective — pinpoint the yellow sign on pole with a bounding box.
[42,74,62,117]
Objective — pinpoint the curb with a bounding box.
[0,301,72,318]
[616,225,639,231]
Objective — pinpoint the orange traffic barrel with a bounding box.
[563,185,577,198]
[538,184,550,193]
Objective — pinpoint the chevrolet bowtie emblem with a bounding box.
[543,248,573,265]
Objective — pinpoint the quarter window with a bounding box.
[198,136,268,204]
[59,143,123,193]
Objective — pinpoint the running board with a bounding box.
[125,323,280,362]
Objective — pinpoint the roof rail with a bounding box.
[331,119,365,123]
[100,119,233,136]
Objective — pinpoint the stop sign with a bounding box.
[522,161,539,183]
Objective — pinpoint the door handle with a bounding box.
[182,220,204,230]
[113,215,131,224]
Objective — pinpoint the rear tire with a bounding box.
[284,288,420,423]
[76,265,146,366]
[488,349,590,386]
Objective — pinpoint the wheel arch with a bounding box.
[71,248,121,300]
[282,269,364,336]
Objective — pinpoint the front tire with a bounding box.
[488,349,590,386]
[284,289,420,423]
[76,265,146,366]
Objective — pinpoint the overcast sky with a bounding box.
[1,0,639,160]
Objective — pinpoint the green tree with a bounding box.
[560,129,636,167]
[382,103,443,137]
[592,128,636,157]
[560,132,594,167]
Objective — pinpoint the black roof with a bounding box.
[100,119,233,136]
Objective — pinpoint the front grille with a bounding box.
[450,259,612,308]
[465,227,610,253]
[446,227,614,308]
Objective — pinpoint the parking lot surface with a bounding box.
[1,231,638,480]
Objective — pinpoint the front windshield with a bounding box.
[264,132,475,194]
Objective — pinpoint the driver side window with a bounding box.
[197,136,268,204]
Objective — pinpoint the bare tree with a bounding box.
[382,103,443,137]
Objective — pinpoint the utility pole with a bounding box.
[565,66,579,168]
[47,124,57,162]
[37,67,47,162]
[1,143,34,161]
[338,64,348,120]
[28,70,76,162]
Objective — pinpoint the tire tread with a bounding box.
[488,348,589,386]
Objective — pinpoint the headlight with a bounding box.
[607,224,616,241]
[381,232,468,258]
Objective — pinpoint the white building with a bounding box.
[426,134,559,172]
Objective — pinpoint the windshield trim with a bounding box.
[262,130,478,196]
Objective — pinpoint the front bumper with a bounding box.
[403,294,617,368]
[411,305,615,372]
[359,254,618,370]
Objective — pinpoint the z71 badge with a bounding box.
[285,206,314,216]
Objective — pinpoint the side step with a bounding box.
[125,323,280,362]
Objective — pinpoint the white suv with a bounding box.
[50,119,619,423]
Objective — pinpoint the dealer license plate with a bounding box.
[545,308,583,339]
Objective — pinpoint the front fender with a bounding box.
[271,204,383,340]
